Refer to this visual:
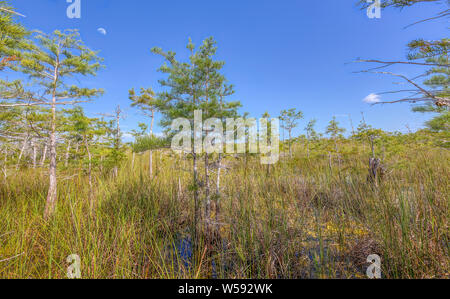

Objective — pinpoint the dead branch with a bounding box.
[0,252,24,263]
[404,9,450,29]
[0,7,26,17]
[361,70,450,107]
[356,59,449,68]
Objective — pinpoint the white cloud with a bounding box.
[363,93,381,104]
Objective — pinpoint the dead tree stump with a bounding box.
[368,158,386,186]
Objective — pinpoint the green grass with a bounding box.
[0,142,448,279]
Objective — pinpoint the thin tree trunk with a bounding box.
[289,130,292,158]
[113,105,122,179]
[178,177,182,202]
[44,102,58,219]
[193,153,200,241]
[215,153,222,223]
[205,153,211,230]
[281,119,285,159]
[41,143,47,167]
[149,111,154,178]
[84,137,94,212]
[131,152,135,170]
[370,136,376,159]
[150,110,154,137]
[44,58,59,220]
[32,139,37,169]
[348,114,355,136]
[65,140,71,167]
[306,137,310,158]
[16,135,28,170]
[328,152,333,175]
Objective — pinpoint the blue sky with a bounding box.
[10,0,448,138]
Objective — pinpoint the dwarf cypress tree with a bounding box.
[280,108,303,158]
[151,37,240,237]
[0,0,30,70]
[129,87,159,178]
[0,29,104,218]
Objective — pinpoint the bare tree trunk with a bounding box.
[41,143,47,167]
[215,153,222,223]
[16,135,29,170]
[328,152,333,175]
[193,153,200,241]
[44,101,58,219]
[334,138,342,170]
[289,130,292,158]
[370,136,376,159]
[306,139,310,158]
[149,111,154,179]
[32,139,37,169]
[84,137,94,212]
[131,152,135,170]
[281,119,285,159]
[65,140,71,167]
[113,105,122,179]
[150,111,154,136]
[348,114,355,136]
[205,153,211,231]
[44,60,59,220]
[368,158,382,187]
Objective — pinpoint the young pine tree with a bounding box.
[0,29,104,219]
[0,0,30,71]
[280,108,303,158]
[305,119,318,157]
[151,37,241,238]
[326,116,346,154]
[129,88,158,178]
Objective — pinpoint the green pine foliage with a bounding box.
[0,1,30,70]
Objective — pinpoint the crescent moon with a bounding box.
[97,28,107,35]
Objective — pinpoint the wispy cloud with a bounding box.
[363,93,381,104]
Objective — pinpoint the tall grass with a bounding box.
[0,143,448,278]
